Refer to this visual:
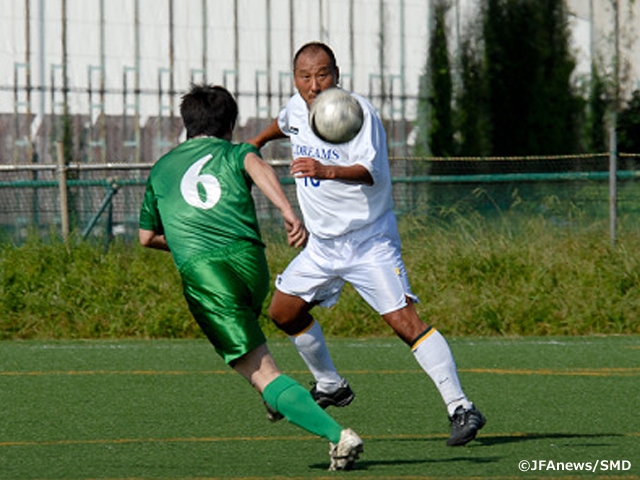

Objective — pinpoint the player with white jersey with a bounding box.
[249,42,486,447]
[279,90,393,239]
[275,87,412,316]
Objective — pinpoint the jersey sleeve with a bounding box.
[139,178,163,233]
[277,107,290,136]
[238,142,262,161]
[277,94,302,136]
[234,142,262,184]
[349,98,385,185]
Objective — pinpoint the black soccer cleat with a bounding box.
[310,380,355,409]
[446,404,486,446]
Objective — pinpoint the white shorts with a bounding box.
[275,211,418,315]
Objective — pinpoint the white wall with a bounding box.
[1,0,638,128]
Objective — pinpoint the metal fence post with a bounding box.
[56,141,69,241]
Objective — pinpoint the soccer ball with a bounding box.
[309,88,364,144]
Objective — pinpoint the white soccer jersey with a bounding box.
[277,91,394,239]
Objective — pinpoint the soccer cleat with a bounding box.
[446,404,486,446]
[263,401,284,422]
[329,428,364,471]
[310,380,355,409]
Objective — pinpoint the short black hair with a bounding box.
[180,84,238,139]
[293,42,338,72]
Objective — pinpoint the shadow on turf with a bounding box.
[307,433,624,470]
[475,432,624,447]
[308,439,503,471]
[309,456,503,471]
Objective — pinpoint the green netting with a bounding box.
[2,155,640,245]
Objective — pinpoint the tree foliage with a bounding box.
[457,26,490,156]
[414,72,431,157]
[585,64,609,153]
[617,89,640,152]
[427,0,455,157]
[482,0,582,155]
[417,0,598,157]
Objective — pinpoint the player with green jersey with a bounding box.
[139,84,363,470]
[140,138,265,270]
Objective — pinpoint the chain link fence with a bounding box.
[3,153,640,246]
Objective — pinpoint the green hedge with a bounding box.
[2,217,640,340]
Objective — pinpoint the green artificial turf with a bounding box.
[1,336,638,479]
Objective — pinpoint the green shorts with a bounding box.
[179,242,269,365]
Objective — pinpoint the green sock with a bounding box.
[263,374,343,444]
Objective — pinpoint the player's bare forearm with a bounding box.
[246,118,286,149]
[244,153,307,248]
[290,157,373,185]
[244,153,288,209]
[139,229,170,251]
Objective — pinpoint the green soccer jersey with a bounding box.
[139,137,265,269]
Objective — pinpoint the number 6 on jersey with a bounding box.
[180,154,221,209]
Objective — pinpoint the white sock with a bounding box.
[412,328,472,416]
[289,319,343,392]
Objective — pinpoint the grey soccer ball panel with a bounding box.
[309,88,364,144]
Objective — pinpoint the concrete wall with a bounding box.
[1,0,638,163]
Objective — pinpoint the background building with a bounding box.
[0,0,638,164]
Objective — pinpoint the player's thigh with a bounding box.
[344,241,416,315]
[275,248,345,308]
[181,248,269,364]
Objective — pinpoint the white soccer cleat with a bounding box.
[328,428,363,471]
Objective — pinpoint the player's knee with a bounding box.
[268,291,288,318]
[269,291,299,323]
[268,300,296,329]
[269,305,313,336]
[268,301,286,324]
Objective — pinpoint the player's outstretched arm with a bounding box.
[246,118,286,149]
[244,152,307,248]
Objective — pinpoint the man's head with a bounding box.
[293,42,340,108]
[180,84,238,140]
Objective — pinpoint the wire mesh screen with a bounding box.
[391,154,640,221]
[3,154,640,245]
[1,168,144,243]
